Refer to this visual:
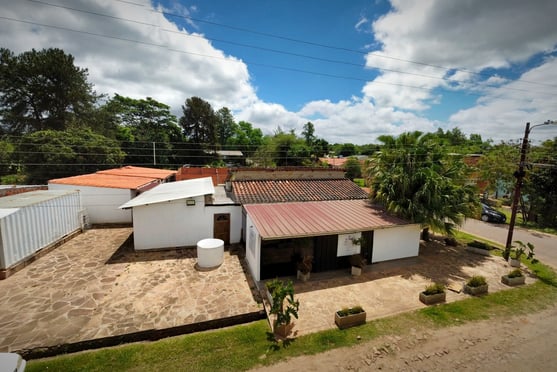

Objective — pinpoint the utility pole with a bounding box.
[505,120,557,252]
[152,142,156,165]
[505,123,529,250]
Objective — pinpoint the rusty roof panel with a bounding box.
[232,179,369,204]
[97,166,175,179]
[49,173,159,190]
[244,199,411,239]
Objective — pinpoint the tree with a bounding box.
[0,139,15,179]
[0,48,97,134]
[179,97,218,165]
[367,131,478,236]
[477,142,519,198]
[227,120,263,157]
[301,122,316,145]
[215,107,237,147]
[344,157,362,180]
[338,143,356,157]
[104,94,181,166]
[18,129,125,183]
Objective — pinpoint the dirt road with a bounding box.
[253,305,557,371]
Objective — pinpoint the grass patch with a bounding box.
[28,259,557,372]
[453,231,504,249]
[353,178,365,187]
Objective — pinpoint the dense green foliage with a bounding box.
[344,157,362,180]
[367,131,479,235]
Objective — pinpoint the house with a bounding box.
[228,168,420,281]
[0,190,82,279]
[119,177,241,250]
[48,166,176,225]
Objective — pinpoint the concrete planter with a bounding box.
[465,246,492,256]
[351,266,363,276]
[297,270,310,282]
[501,275,525,286]
[464,284,488,296]
[508,258,521,268]
[335,310,366,329]
[419,291,446,305]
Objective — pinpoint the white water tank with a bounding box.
[196,238,224,270]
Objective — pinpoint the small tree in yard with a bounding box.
[267,279,299,338]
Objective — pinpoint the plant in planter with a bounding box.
[334,305,366,329]
[465,240,493,256]
[508,240,535,267]
[419,282,446,305]
[349,253,366,276]
[296,255,313,282]
[464,275,488,296]
[501,268,526,286]
[267,279,300,339]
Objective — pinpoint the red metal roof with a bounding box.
[232,179,369,204]
[176,167,229,185]
[244,199,411,240]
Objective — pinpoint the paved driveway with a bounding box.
[0,228,262,356]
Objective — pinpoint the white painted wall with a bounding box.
[132,195,207,250]
[245,214,261,281]
[206,205,242,244]
[49,183,133,224]
[372,224,420,263]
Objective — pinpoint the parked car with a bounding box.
[481,203,506,223]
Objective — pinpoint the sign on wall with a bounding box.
[337,232,362,257]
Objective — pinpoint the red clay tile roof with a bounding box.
[231,178,369,204]
[97,166,175,179]
[48,173,160,190]
[244,199,411,239]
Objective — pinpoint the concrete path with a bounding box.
[266,238,530,337]
[0,228,262,356]
[461,218,557,268]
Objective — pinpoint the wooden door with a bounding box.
[213,213,230,245]
[313,235,341,272]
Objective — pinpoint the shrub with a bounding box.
[337,306,364,317]
[508,269,523,278]
[423,283,445,295]
[467,240,491,250]
[467,275,487,287]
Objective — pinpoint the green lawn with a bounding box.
[27,257,557,372]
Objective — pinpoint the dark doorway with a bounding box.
[213,213,230,245]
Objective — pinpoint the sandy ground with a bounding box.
[253,305,557,371]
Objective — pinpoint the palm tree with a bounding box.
[366,131,478,237]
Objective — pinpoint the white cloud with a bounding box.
[0,0,257,116]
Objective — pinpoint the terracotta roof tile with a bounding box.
[49,173,160,190]
[231,179,369,204]
[97,166,175,179]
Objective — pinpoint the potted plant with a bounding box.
[501,268,526,286]
[508,240,535,267]
[464,275,488,296]
[268,279,300,339]
[419,283,446,305]
[334,305,366,329]
[349,253,366,276]
[297,255,313,282]
[465,240,492,256]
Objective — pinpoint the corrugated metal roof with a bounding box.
[244,199,411,240]
[232,179,369,204]
[49,173,159,190]
[97,166,175,179]
[119,177,215,209]
[0,190,78,208]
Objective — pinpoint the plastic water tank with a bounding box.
[196,238,224,269]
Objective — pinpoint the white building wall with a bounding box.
[132,195,209,250]
[372,224,421,263]
[0,191,81,269]
[244,214,261,281]
[49,183,133,224]
[205,205,242,244]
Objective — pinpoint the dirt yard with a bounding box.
[253,305,557,371]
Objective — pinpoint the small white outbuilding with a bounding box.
[119,177,242,250]
[0,190,82,279]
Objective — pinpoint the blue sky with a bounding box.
[1,0,557,144]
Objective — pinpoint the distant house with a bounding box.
[0,190,82,279]
[119,177,241,250]
[48,166,176,225]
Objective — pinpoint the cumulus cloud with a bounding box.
[0,0,257,115]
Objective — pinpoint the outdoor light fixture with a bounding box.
[505,120,557,251]
[186,199,196,206]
